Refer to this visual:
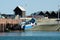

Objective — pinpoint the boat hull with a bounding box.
[27,24,60,31]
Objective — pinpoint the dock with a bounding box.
[0,18,24,32]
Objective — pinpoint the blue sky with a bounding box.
[0,0,60,15]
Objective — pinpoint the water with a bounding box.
[0,31,60,40]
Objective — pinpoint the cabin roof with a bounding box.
[17,6,25,11]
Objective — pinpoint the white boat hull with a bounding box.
[28,22,60,31]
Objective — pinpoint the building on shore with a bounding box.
[0,6,26,32]
[14,6,26,18]
[31,11,59,19]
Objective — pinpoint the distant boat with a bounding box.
[27,18,60,31]
[20,18,36,30]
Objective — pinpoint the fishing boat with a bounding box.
[20,18,36,30]
[27,11,60,31]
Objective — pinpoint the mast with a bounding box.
[57,5,59,27]
[57,5,60,31]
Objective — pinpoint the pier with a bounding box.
[0,18,24,32]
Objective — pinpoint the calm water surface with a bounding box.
[0,31,60,40]
[0,31,60,36]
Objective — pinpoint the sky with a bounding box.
[0,0,60,15]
